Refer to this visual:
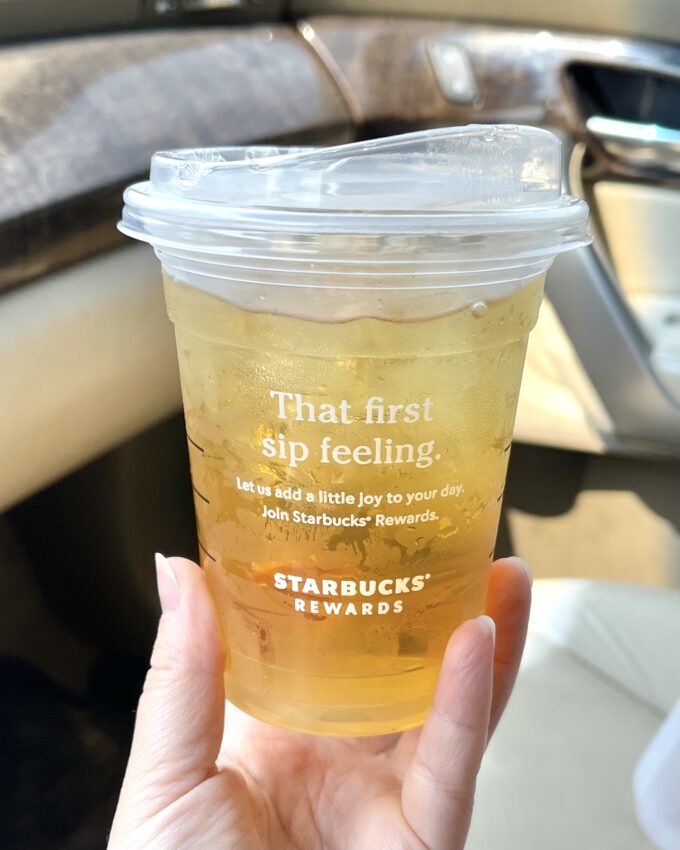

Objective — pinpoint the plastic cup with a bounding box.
[120,125,590,736]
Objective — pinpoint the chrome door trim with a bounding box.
[586,115,680,175]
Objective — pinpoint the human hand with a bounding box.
[108,555,531,850]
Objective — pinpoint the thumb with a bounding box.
[115,555,225,822]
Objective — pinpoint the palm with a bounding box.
[110,557,531,850]
[214,710,423,850]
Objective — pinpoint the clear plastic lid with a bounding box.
[119,125,589,262]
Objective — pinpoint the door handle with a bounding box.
[586,115,680,175]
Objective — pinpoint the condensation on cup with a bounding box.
[120,126,590,736]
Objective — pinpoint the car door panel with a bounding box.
[300,15,680,455]
[0,24,353,510]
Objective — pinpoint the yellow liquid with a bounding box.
[164,274,544,735]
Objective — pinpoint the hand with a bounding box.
[108,555,531,850]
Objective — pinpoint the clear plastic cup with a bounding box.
[120,126,590,736]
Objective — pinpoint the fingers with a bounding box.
[485,557,532,737]
[111,555,225,831]
[401,616,495,850]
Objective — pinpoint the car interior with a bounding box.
[1,2,679,848]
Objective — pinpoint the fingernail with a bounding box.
[477,614,496,639]
[155,553,180,613]
[509,556,533,587]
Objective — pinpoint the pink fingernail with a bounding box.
[155,553,181,613]
[477,614,496,639]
